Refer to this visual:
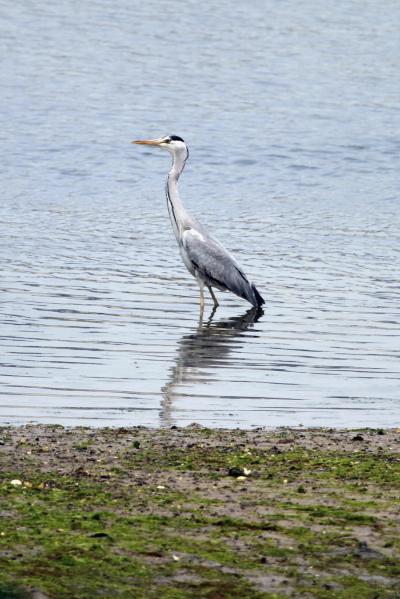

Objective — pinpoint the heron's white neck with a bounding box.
[168,145,188,181]
[165,148,189,241]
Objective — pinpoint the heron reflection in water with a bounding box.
[161,306,263,426]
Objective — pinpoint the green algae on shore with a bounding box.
[0,426,399,598]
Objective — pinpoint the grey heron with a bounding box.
[133,135,265,314]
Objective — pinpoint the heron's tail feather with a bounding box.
[250,284,265,308]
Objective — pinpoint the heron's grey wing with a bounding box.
[182,228,264,307]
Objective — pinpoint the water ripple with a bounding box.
[1,0,399,427]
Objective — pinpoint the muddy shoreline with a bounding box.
[1,425,399,598]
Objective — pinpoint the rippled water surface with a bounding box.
[1,0,399,427]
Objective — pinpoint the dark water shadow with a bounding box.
[161,307,264,426]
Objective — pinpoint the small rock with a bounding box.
[269,445,282,455]
[356,541,383,560]
[323,582,342,591]
[228,466,247,477]
[91,513,101,521]
[10,479,22,486]
[90,532,113,540]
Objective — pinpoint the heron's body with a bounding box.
[134,135,265,313]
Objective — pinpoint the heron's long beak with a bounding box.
[132,138,164,146]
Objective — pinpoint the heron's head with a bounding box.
[132,135,188,161]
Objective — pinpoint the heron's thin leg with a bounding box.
[207,285,219,308]
[199,286,205,320]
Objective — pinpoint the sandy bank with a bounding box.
[0,425,399,598]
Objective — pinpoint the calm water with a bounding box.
[1,0,399,428]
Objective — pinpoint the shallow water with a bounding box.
[1,0,399,427]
